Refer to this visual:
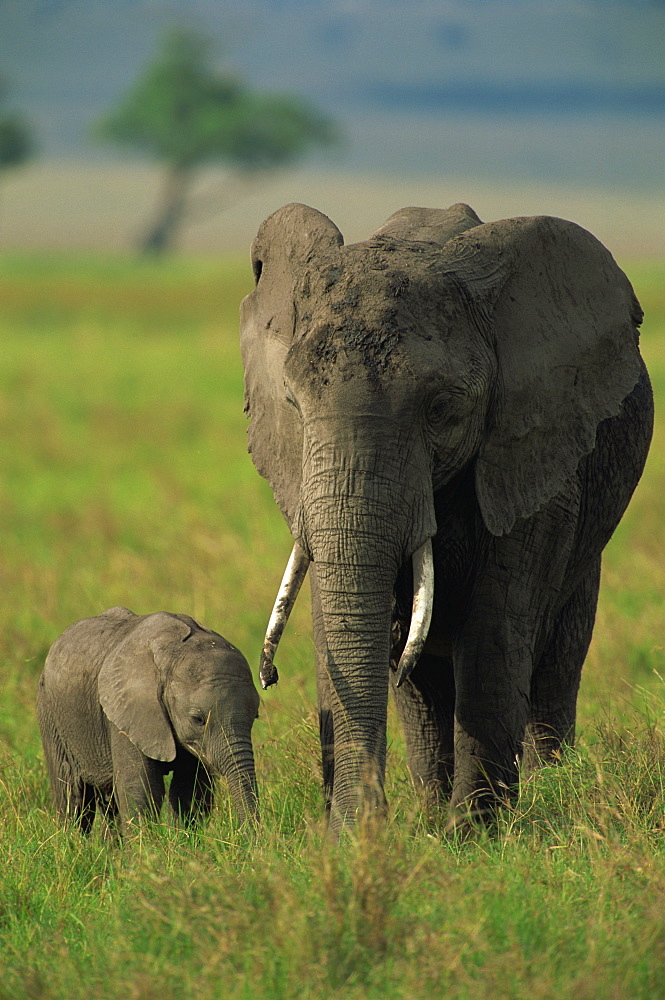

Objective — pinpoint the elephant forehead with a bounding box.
[288,317,403,384]
[170,641,250,684]
[285,304,478,398]
[297,243,473,337]
[296,245,426,319]
[168,671,250,715]
[288,269,416,384]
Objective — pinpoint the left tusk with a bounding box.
[259,542,310,689]
[395,539,434,688]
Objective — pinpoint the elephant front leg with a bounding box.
[450,615,536,828]
[451,688,529,828]
[391,651,456,812]
[168,749,215,824]
[310,569,335,814]
[109,723,166,828]
[449,507,579,828]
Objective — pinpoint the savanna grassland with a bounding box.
[0,252,663,1000]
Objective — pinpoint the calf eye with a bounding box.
[190,711,207,726]
[284,383,301,414]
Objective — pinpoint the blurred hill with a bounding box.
[0,0,663,255]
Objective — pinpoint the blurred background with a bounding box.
[0,0,663,257]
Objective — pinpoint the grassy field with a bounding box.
[0,252,663,1000]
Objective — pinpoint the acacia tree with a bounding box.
[96,29,338,253]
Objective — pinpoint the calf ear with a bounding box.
[98,620,177,762]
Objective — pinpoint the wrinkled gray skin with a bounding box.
[37,608,260,832]
[240,202,653,835]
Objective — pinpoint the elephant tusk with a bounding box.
[395,539,434,688]
[259,542,310,689]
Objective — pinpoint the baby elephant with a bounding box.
[37,607,260,832]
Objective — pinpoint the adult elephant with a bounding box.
[240,202,653,834]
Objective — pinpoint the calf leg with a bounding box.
[169,750,215,824]
[109,723,165,827]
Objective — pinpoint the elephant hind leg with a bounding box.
[391,652,456,810]
[38,712,96,830]
[524,559,601,769]
[77,783,98,833]
[48,755,97,831]
[95,789,119,839]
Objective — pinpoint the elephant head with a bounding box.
[240,202,644,830]
[98,613,260,824]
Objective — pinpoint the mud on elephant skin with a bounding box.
[240,201,653,835]
[37,607,260,832]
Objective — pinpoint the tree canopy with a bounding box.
[0,74,32,172]
[96,29,339,251]
[98,31,337,172]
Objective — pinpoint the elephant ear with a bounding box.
[442,215,643,536]
[372,203,483,246]
[240,203,344,529]
[98,613,185,762]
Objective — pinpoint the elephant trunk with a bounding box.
[262,538,434,691]
[312,540,396,829]
[207,733,259,826]
[297,443,437,831]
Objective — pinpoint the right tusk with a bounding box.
[395,539,434,688]
[259,542,310,689]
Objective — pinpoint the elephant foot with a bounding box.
[444,805,497,842]
[445,776,516,839]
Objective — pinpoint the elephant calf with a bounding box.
[37,607,260,832]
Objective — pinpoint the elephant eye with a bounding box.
[427,390,463,428]
[284,384,301,414]
[190,711,207,726]
[427,392,449,424]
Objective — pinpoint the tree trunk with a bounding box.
[140,164,191,255]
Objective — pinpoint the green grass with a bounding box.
[1,253,664,999]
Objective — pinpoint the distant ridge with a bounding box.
[360,82,665,116]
